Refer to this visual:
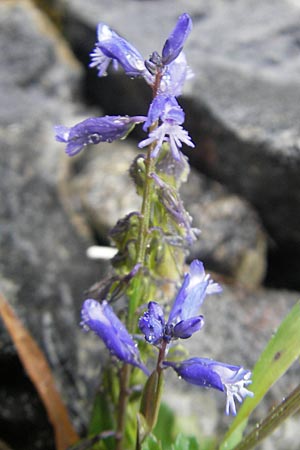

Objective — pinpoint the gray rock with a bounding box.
[164,285,300,449]
[181,170,267,287]
[1,1,299,450]
[0,1,107,448]
[57,0,300,255]
[64,143,267,287]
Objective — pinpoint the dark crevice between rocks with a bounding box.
[56,20,300,292]
[180,96,300,291]
[85,70,151,118]
[88,217,112,248]
[0,356,55,450]
[265,245,300,291]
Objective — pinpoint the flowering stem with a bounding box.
[136,69,162,271]
[117,71,163,450]
[136,147,156,268]
[115,138,158,450]
[157,340,168,373]
[115,364,131,450]
[127,73,163,329]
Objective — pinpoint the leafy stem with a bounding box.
[135,145,156,269]
[116,70,163,450]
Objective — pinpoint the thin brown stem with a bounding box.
[156,340,168,373]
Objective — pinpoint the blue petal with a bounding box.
[162,13,192,65]
[164,357,253,415]
[167,272,190,324]
[168,260,220,324]
[180,279,209,320]
[163,358,224,391]
[172,315,204,339]
[139,301,165,345]
[97,23,145,76]
[55,116,145,156]
[89,44,116,77]
[143,95,169,131]
[81,299,148,373]
[160,52,193,97]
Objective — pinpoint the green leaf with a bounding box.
[141,433,162,450]
[153,402,176,449]
[232,384,300,450]
[173,433,198,450]
[220,300,300,450]
[87,366,120,450]
[139,370,164,436]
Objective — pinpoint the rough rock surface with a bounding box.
[0,2,107,449]
[64,144,267,287]
[57,0,300,288]
[164,286,300,449]
[1,1,300,450]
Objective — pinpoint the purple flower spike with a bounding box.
[81,299,149,374]
[91,23,145,77]
[162,13,193,65]
[163,358,253,415]
[55,115,146,156]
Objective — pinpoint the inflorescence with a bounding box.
[55,12,253,416]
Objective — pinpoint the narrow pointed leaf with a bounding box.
[141,433,162,450]
[173,433,198,450]
[220,300,300,449]
[153,402,176,448]
[233,383,300,450]
[139,370,164,442]
[87,372,117,450]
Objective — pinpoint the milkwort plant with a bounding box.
[55,13,253,450]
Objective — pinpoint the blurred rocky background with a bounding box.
[0,0,300,449]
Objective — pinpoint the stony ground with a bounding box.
[1,1,300,449]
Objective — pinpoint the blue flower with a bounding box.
[163,358,253,415]
[90,14,193,96]
[138,95,194,160]
[162,13,193,65]
[81,299,149,374]
[138,302,165,346]
[55,115,146,156]
[139,260,221,344]
[159,52,194,97]
[168,260,221,326]
[90,23,145,77]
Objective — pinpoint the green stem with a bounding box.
[233,384,300,450]
[115,364,131,450]
[114,140,157,450]
[136,147,156,267]
[116,70,163,450]
[127,69,163,331]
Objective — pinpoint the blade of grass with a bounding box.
[233,383,300,450]
[220,300,300,450]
